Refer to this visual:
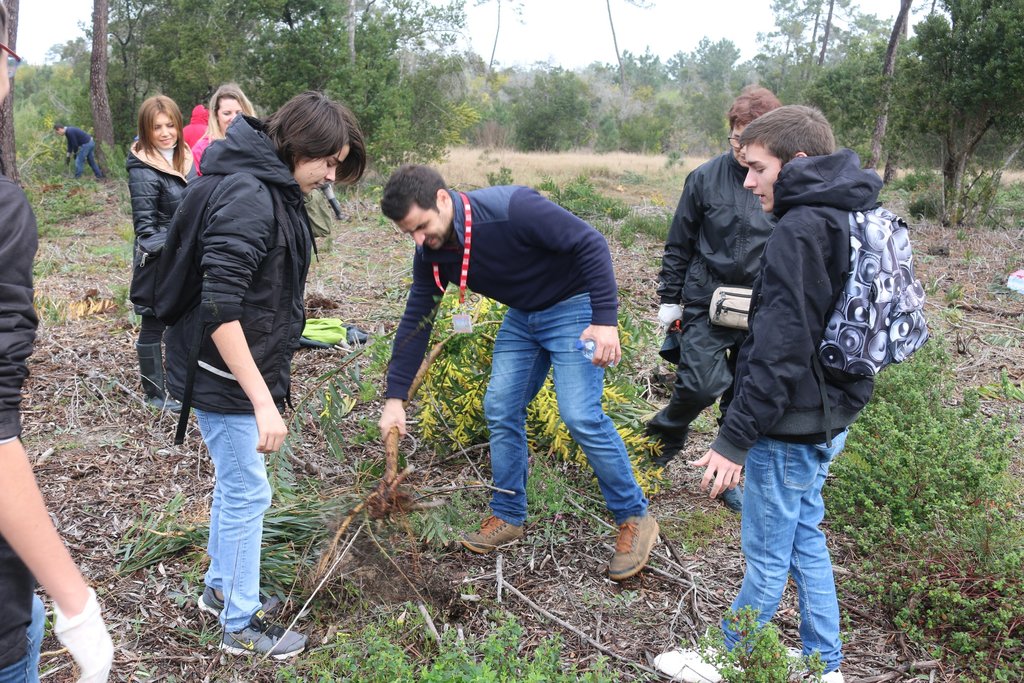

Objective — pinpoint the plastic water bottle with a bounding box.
[1007,270,1024,295]
[576,339,616,367]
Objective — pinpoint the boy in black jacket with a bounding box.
[655,106,881,682]
[164,92,366,660]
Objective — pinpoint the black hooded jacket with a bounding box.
[163,116,312,413]
[712,148,881,464]
[126,144,195,316]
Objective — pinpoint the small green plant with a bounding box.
[279,611,618,681]
[698,607,824,682]
[486,166,515,186]
[620,212,670,242]
[537,175,629,221]
[944,282,964,304]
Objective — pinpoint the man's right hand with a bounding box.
[379,398,407,439]
[657,303,683,333]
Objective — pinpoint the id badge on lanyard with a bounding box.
[433,192,474,333]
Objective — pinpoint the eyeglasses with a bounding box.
[727,135,742,150]
[1,42,22,79]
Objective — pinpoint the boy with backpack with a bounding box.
[655,105,895,682]
[162,91,365,659]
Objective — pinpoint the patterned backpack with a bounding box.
[817,207,929,379]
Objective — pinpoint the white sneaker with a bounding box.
[652,647,723,682]
[822,670,845,683]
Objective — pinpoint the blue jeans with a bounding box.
[74,140,103,178]
[722,431,848,674]
[0,595,44,683]
[195,409,272,632]
[483,293,647,526]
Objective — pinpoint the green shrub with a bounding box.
[885,168,943,221]
[827,341,1023,677]
[829,342,1015,550]
[486,166,515,186]
[414,295,665,496]
[537,175,630,221]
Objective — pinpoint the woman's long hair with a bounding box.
[204,83,256,141]
[136,95,188,175]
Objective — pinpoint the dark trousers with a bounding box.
[647,310,747,453]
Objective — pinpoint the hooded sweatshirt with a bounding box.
[712,148,881,464]
[182,105,209,149]
[164,115,312,413]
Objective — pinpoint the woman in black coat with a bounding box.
[126,95,195,410]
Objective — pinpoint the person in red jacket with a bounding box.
[182,104,208,149]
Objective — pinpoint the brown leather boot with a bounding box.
[608,513,659,581]
[460,515,524,554]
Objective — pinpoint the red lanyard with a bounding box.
[432,191,472,304]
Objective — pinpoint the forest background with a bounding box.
[0,0,1023,680]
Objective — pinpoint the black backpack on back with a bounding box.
[152,173,231,326]
[148,173,232,444]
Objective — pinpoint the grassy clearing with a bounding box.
[437,146,695,210]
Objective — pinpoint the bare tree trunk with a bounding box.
[0,0,20,181]
[941,120,992,226]
[90,0,114,176]
[883,151,899,185]
[817,0,835,66]
[868,0,913,170]
[606,0,626,89]
[348,0,356,63]
[488,0,501,73]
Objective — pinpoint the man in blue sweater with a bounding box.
[53,123,103,178]
[379,164,658,582]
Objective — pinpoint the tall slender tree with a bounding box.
[605,0,652,90]
[867,0,913,171]
[474,0,522,74]
[0,0,19,180]
[90,0,114,174]
[816,0,836,65]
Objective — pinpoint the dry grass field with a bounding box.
[436,146,701,208]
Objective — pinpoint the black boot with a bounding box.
[345,324,369,346]
[646,423,688,467]
[136,342,182,412]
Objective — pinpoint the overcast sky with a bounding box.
[16,1,907,69]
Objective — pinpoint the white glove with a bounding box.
[54,588,114,683]
[657,303,683,333]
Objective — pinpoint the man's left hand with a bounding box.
[579,324,621,368]
[690,448,743,498]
